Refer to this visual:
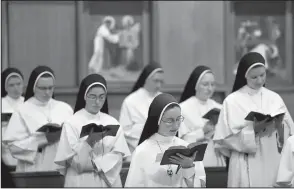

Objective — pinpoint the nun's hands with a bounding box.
[203,121,214,134]
[86,131,105,148]
[254,117,278,138]
[45,130,62,144]
[169,151,197,169]
[253,117,270,134]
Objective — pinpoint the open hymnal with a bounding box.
[79,123,120,138]
[36,123,62,133]
[245,111,285,122]
[160,142,208,165]
[202,108,221,125]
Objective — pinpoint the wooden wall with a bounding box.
[2,1,294,120]
[154,1,226,86]
[4,1,78,88]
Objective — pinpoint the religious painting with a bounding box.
[85,1,147,82]
[232,1,292,86]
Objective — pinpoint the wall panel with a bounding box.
[8,1,77,87]
[157,1,225,86]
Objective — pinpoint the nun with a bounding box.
[3,66,73,172]
[213,52,294,187]
[119,62,164,160]
[1,68,25,167]
[54,74,130,187]
[178,65,226,167]
[125,93,206,187]
[275,135,294,187]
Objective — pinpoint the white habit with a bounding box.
[1,96,24,166]
[3,97,73,172]
[119,88,160,157]
[179,96,226,167]
[54,108,131,187]
[213,85,294,187]
[125,133,206,187]
[276,135,294,187]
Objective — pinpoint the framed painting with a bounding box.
[231,1,293,87]
[79,1,151,87]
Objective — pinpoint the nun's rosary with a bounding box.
[156,141,173,177]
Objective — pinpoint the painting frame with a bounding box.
[76,1,152,93]
[227,1,294,89]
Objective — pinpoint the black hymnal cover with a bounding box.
[36,123,62,133]
[2,113,12,122]
[160,143,208,165]
[202,108,221,125]
[245,111,285,122]
[79,123,120,138]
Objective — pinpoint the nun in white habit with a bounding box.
[54,74,131,187]
[275,135,294,187]
[3,66,73,172]
[213,52,294,187]
[178,65,226,167]
[125,93,206,187]
[1,68,25,167]
[119,62,164,160]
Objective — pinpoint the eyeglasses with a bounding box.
[86,94,106,101]
[36,86,54,91]
[161,116,185,125]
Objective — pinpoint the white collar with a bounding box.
[243,85,263,96]
[82,108,101,120]
[30,97,51,107]
[150,133,175,143]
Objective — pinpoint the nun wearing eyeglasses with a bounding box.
[125,93,206,187]
[3,66,73,172]
[54,74,130,187]
[213,52,294,187]
[1,68,25,167]
[275,135,294,187]
[119,63,164,161]
[178,65,226,167]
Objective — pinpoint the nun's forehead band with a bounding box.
[5,73,23,89]
[84,82,107,99]
[33,71,55,93]
[245,62,265,78]
[158,102,179,125]
[147,68,163,80]
[195,70,212,89]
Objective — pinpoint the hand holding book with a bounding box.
[36,123,62,143]
[160,143,207,165]
[203,121,215,135]
[86,127,106,148]
[245,111,285,136]
[170,151,197,174]
[160,142,207,174]
[80,123,120,147]
[202,108,220,125]
[253,117,272,134]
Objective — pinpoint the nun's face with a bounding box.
[196,72,215,101]
[158,106,184,137]
[144,72,164,94]
[34,76,54,102]
[6,76,23,99]
[246,66,266,90]
[85,86,106,114]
